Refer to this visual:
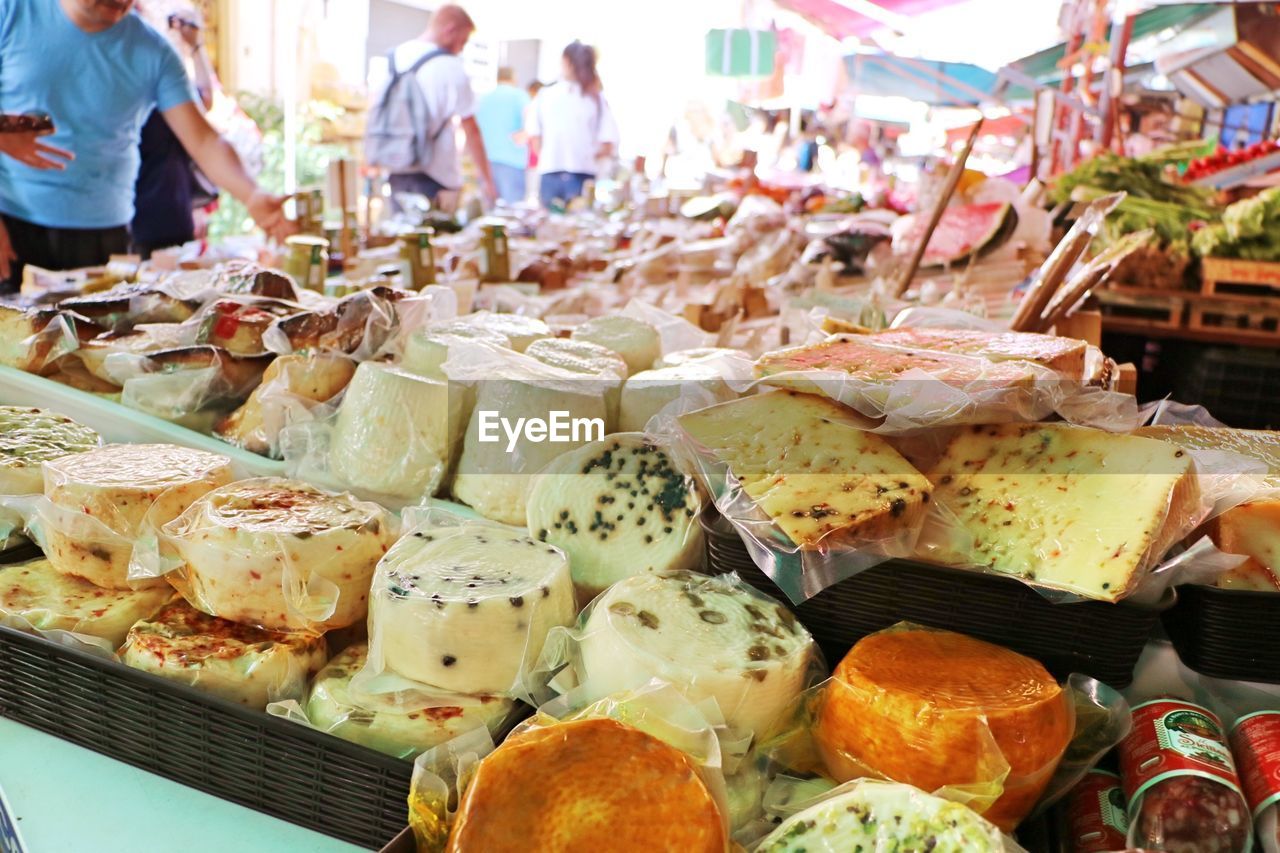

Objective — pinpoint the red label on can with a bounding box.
[1231,711,1280,819]
[1065,769,1127,852]
[1120,699,1243,803]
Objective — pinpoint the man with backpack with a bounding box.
[366,4,496,209]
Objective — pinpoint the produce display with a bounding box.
[1192,188,1280,262]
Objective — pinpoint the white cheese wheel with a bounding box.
[0,558,173,647]
[43,444,234,589]
[655,347,751,369]
[305,643,517,757]
[525,434,703,598]
[454,312,550,353]
[571,316,661,376]
[401,325,509,381]
[369,522,575,694]
[0,406,100,495]
[618,363,739,433]
[329,362,463,500]
[579,572,814,737]
[119,600,327,709]
[525,337,628,431]
[162,478,395,632]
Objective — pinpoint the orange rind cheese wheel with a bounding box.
[446,717,726,852]
[814,628,1072,832]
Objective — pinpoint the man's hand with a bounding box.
[246,191,298,243]
[0,218,16,281]
[0,131,73,170]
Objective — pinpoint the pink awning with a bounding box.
[774,0,970,39]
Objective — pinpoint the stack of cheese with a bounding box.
[0,406,100,548]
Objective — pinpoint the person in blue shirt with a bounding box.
[474,66,529,204]
[0,0,293,292]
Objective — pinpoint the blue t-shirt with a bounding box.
[0,1,195,228]
[475,83,529,170]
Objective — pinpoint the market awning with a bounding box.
[844,51,997,105]
[773,0,970,39]
[1153,3,1280,107]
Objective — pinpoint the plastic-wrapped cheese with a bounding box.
[525,337,628,430]
[119,600,327,708]
[755,779,1008,852]
[570,315,661,376]
[329,362,463,500]
[655,347,750,369]
[525,435,703,597]
[0,558,173,648]
[619,362,739,433]
[42,444,234,589]
[401,324,509,381]
[0,406,100,495]
[369,522,575,694]
[815,626,1072,832]
[161,478,395,632]
[304,643,516,758]
[453,311,550,353]
[580,572,814,737]
[447,717,726,853]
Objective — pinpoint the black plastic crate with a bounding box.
[0,624,410,850]
[1175,346,1280,429]
[1163,583,1280,683]
[703,512,1168,687]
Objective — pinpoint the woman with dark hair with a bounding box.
[526,41,619,210]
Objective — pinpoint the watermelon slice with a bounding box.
[892,201,1018,267]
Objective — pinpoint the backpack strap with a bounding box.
[378,47,450,111]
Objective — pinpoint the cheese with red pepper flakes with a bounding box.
[0,558,173,647]
[0,406,99,495]
[119,599,327,708]
[928,423,1198,601]
[304,643,516,758]
[369,522,575,695]
[162,478,395,632]
[43,443,234,590]
[677,390,930,549]
[446,718,726,853]
[870,327,1088,379]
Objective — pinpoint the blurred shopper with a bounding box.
[527,41,618,210]
[475,67,529,204]
[367,3,496,210]
[0,0,292,293]
[131,5,220,258]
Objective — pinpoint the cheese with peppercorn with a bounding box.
[525,434,703,598]
[677,391,931,549]
[161,478,395,632]
[578,571,813,738]
[119,599,327,708]
[0,558,173,647]
[570,315,661,376]
[42,444,234,589]
[303,643,516,758]
[0,406,100,495]
[928,423,1199,601]
[368,522,575,695]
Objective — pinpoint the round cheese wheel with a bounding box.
[119,600,327,708]
[524,434,703,598]
[305,643,516,757]
[0,407,100,495]
[570,315,661,376]
[814,627,1072,832]
[524,337,627,431]
[43,444,234,589]
[401,325,509,381]
[580,572,814,738]
[454,312,550,353]
[655,347,750,369]
[618,363,737,433]
[0,558,173,648]
[369,523,575,694]
[446,717,725,852]
[163,478,395,632]
[329,362,462,500]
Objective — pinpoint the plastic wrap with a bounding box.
[118,599,327,709]
[401,324,510,382]
[188,295,301,356]
[31,443,234,590]
[264,286,408,361]
[75,322,193,384]
[58,276,213,330]
[619,362,745,434]
[811,624,1073,833]
[675,390,928,603]
[0,405,100,495]
[407,725,495,853]
[751,778,1020,853]
[524,434,705,599]
[358,515,576,700]
[0,557,173,653]
[214,352,356,458]
[570,314,661,376]
[1035,675,1133,815]
[543,571,820,741]
[1119,698,1252,852]
[523,337,628,431]
[0,305,92,374]
[106,345,273,430]
[151,477,396,633]
[265,643,520,759]
[620,299,715,356]
[447,310,550,353]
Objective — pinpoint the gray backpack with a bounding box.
[365,48,449,172]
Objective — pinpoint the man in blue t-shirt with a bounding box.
[475,66,529,204]
[0,0,293,291]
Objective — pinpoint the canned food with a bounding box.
[283,235,329,292]
[398,228,436,289]
[479,222,510,283]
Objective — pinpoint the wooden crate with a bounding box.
[1096,287,1185,329]
[1201,257,1280,300]
[1188,295,1280,340]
